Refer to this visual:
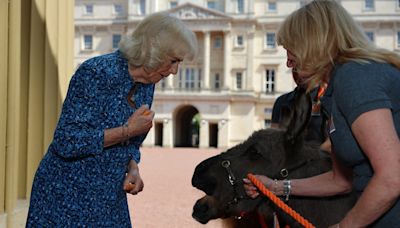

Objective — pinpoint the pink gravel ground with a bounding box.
[128,147,227,228]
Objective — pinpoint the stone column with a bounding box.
[246,31,254,91]
[218,119,229,148]
[199,119,209,148]
[166,74,173,89]
[162,118,173,148]
[202,31,210,90]
[142,126,154,146]
[223,31,231,90]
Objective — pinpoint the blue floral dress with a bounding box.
[26,50,154,227]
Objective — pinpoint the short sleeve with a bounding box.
[51,61,105,159]
[333,62,393,125]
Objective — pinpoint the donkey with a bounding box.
[191,88,355,228]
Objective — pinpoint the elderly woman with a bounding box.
[244,1,400,227]
[26,12,197,227]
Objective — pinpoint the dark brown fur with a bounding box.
[191,88,355,228]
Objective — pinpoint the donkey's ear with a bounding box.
[278,106,292,129]
[283,87,312,145]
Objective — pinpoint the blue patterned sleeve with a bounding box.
[52,62,105,159]
[131,144,141,163]
[128,84,155,163]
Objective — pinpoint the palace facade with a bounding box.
[75,0,400,148]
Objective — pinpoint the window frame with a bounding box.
[139,0,146,15]
[237,0,244,14]
[178,67,202,91]
[265,32,276,49]
[113,4,124,16]
[207,0,216,10]
[264,68,275,94]
[267,1,277,12]
[235,72,243,90]
[170,1,178,8]
[214,36,222,49]
[112,34,122,50]
[397,31,400,49]
[235,35,244,48]
[84,4,94,15]
[364,0,375,11]
[365,31,374,42]
[264,119,272,128]
[213,73,221,90]
[82,34,93,51]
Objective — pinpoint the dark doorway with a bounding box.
[209,123,218,148]
[174,105,199,147]
[154,122,163,146]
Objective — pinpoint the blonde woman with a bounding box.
[27,12,197,227]
[244,1,400,227]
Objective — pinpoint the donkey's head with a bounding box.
[191,88,320,224]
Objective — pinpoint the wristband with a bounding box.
[283,179,291,201]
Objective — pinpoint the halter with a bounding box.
[273,160,309,180]
[221,160,247,218]
[220,156,325,221]
[272,156,328,180]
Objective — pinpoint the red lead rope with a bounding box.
[312,83,328,114]
[247,173,316,228]
[317,83,327,100]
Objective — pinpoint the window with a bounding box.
[267,2,277,12]
[214,36,222,48]
[264,107,272,116]
[398,0,400,9]
[214,73,221,90]
[265,33,276,49]
[178,68,202,90]
[236,72,243,90]
[265,69,275,93]
[235,35,244,47]
[170,1,178,8]
[365,31,374,42]
[83,35,93,50]
[85,4,93,14]
[264,119,272,128]
[237,0,244,13]
[161,78,167,89]
[397,31,400,48]
[207,1,216,9]
[114,4,123,15]
[112,34,121,49]
[364,0,374,10]
[139,0,146,15]
[155,78,167,90]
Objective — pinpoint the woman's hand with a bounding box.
[123,160,144,195]
[126,105,155,137]
[243,175,275,198]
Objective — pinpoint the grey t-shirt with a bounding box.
[321,60,400,227]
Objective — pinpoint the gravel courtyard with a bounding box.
[128,147,227,228]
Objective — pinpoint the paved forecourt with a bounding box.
[128,147,226,228]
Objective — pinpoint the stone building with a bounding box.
[74,0,400,148]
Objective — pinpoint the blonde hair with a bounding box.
[277,0,400,87]
[119,12,198,70]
